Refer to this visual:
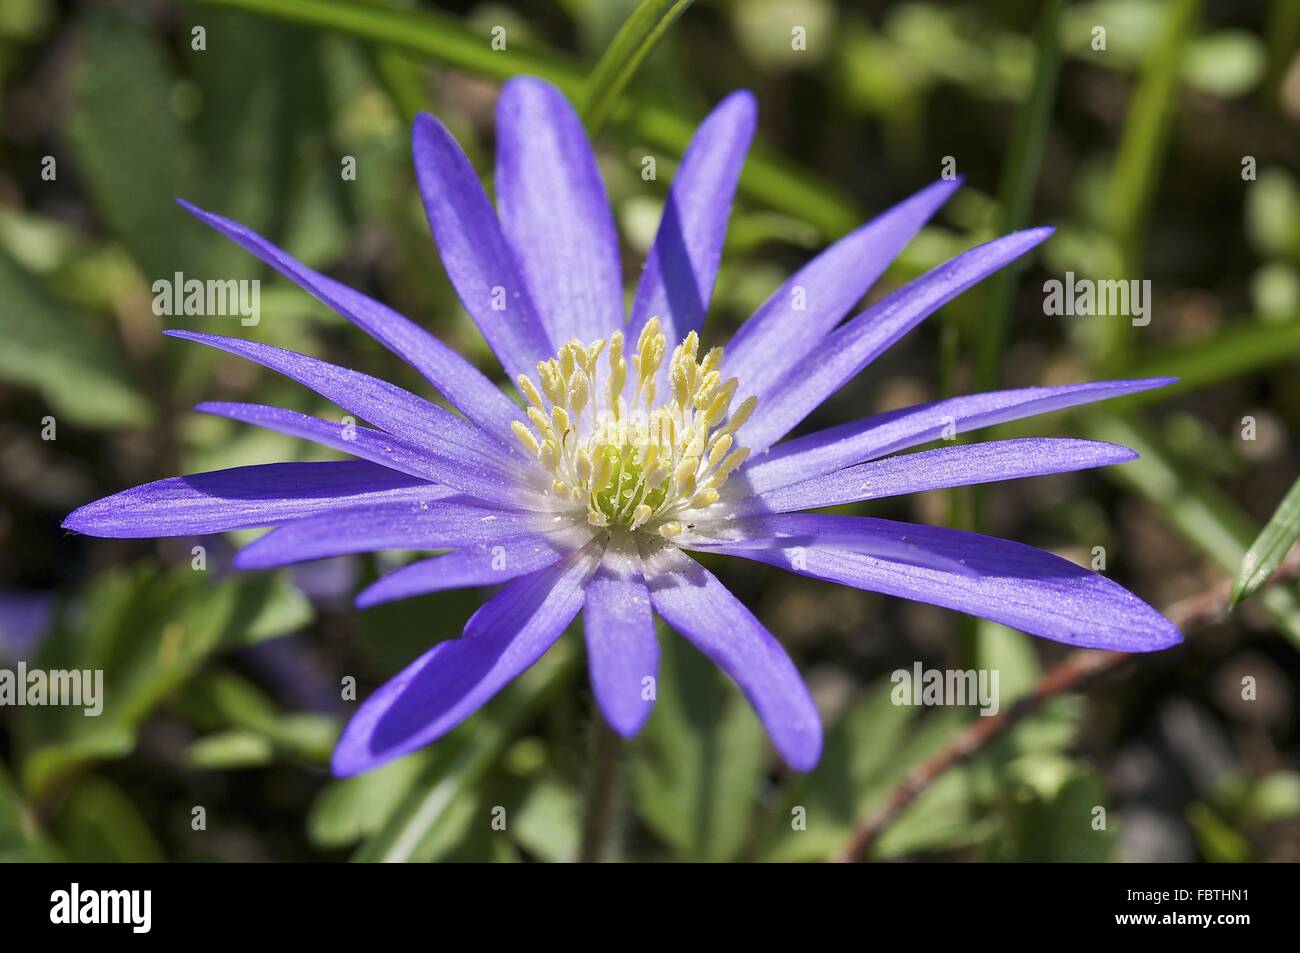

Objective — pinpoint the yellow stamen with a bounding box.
[511,319,755,532]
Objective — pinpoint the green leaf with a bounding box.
[756,688,1087,861]
[987,764,1113,861]
[974,620,1041,705]
[179,665,338,764]
[1187,802,1252,862]
[352,643,576,862]
[581,0,695,137]
[186,731,276,770]
[179,671,340,766]
[512,778,580,862]
[1231,472,1300,606]
[307,752,434,849]
[755,680,916,861]
[1182,31,1266,98]
[1239,771,1300,824]
[0,249,150,427]
[68,7,207,279]
[53,776,166,862]
[0,762,60,862]
[18,564,312,796]
[631,627,765,861]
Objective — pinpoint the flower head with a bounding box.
[64,77,1181,775]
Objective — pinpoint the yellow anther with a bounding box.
[516,374,544,409]
[511,420,540,456]
[591,452,615,494]
[630,503,653,530]
[689,489,719,509]
[659,522,682,538]
[551,406,570,433]
[671,363,690,406]
[570,374,589,415]
[694,370,721,408]
[608,357,627,406]
[715,447,750,478]
[674,457,699,498]
[708,433,733,467]
[527,406,552,435]
[724,394,758,433]
[636,316,661,354]
[705,391,732,427]
[539,363,565,406]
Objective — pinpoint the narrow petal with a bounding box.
[701,514,1182,651]
[680,516,979,578]
[627,91,757,348]
[738,377,1175,496]
[234,499,551,569]
[167,331,522,473]
[730,437,1136,515]
[63,461,441,539]
[177,200,523,444]
[412,113,554,380]
[640,542,821,770]
[738,228,1054,453]
[495,77,624,343]
[196,401,531,508]
[355,533,576,608]
[724,178,961,401]
[583,537,657,737]
[332,545,600,776]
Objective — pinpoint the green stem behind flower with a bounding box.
[578,720,624,862]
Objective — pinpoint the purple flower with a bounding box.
[64,78,1180,775]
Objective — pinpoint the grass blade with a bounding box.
[975,0,1066,392]
[582,0,695,137]
[177,0,862,237]
[1095,0,1201,369]
[1231,473,1300,607]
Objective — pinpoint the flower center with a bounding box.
[511,317,756,537]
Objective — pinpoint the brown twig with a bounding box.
[830,550,1300,863]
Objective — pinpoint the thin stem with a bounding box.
[578,720,623,862]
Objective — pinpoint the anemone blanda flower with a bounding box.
[63,77,1181,775]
